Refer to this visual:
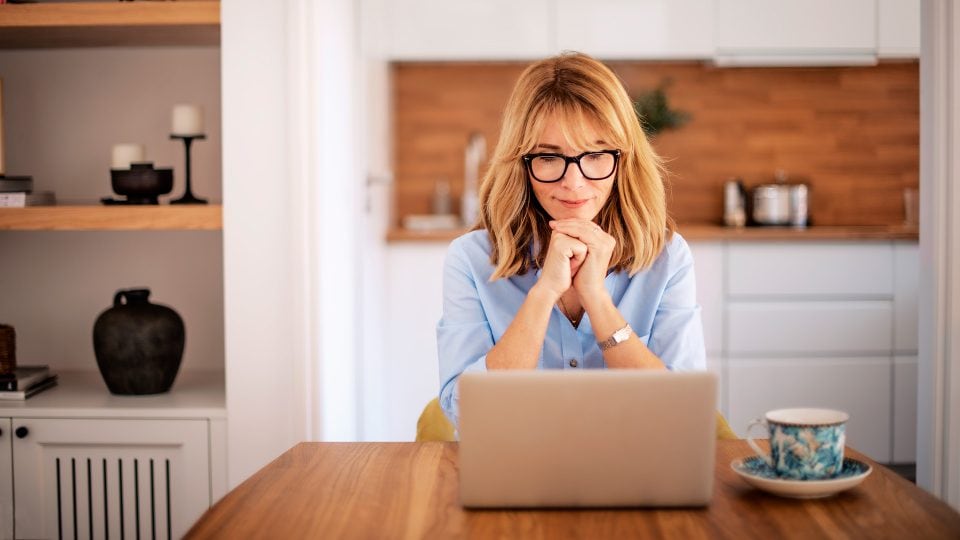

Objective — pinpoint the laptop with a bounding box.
[458,370,717,508]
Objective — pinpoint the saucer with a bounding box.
[731,456,872,499]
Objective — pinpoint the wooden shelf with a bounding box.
[0,1,220,48]
[0,205,222,231]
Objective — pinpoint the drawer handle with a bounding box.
[15,426,28,439]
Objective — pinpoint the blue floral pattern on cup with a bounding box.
[769,424,845,480]
[747,409,849,480]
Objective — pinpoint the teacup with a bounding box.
[746,408,849,480]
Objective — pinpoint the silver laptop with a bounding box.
[458,370,717,508]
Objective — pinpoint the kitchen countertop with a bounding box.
[387,224,919,242]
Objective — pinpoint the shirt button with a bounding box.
[569,359,578,368]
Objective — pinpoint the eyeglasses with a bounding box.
[522,150,621,183]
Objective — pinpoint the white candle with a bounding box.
[171,104,204,136]
[111,143,145,169]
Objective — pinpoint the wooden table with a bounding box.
[187,441,960,539]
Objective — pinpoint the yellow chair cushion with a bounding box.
[416,397,456,442]
[416,397,738,442]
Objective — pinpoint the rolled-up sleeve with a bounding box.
[647,236,707,372]
[437,239,495,427]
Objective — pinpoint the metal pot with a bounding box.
[752,184,792,225]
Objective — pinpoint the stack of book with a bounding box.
[0,177,55,207]
[0,365,58,400]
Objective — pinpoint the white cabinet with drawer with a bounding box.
[724,240,918,464]
[0,372,225,539]
[727,301,893,355]
[727,243,894,298]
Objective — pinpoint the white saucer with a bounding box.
[731,456,872,499]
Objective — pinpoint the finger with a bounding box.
[550,219,605,240]
[570,241,588,262]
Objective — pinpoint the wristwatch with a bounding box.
[598,323,633,351]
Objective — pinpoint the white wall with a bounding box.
[0,231,223,374]
[222,1,307,485]
[0,48,224,374]
[222,0,364,484]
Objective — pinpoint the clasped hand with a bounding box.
[537,218,616,301]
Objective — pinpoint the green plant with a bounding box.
[632,79,690,136]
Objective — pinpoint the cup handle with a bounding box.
[746,418,773,468]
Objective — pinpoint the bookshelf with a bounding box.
[0,1,220,48]
[0,3,226,533]
[0,205,222,231]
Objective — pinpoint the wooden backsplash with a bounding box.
[393,61,919,227]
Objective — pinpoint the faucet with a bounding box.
[462,132,486,226]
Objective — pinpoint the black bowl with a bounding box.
[110,162,173,204]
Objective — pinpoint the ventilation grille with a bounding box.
[53,457,172,540]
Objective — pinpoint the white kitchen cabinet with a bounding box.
[383,0,553,60]
[723,239,917,464]
[878,0,921,58]
[727,301,893,355]
[12,418,209,540]
[0,372,225,539]
[555,0,714,60]
[714,0,878,66]
[379,243,449,440]
[728,357,892,462]
[0,419,11,540]
[689,241,724,356]
[727,243,894,298]
[894,356,918,463]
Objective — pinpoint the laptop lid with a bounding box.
[458,370,717,508]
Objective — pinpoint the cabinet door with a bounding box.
[878,0,920,58]
[727,242,893,297]
[727,300,893,355]
[384,0,552,60]
[555,0,714,59]
[728,357,892,463]
[0,419,11,540]
[714,0,877,65]
[13,418,209,540]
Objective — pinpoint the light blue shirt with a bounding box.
[437,229,706,426]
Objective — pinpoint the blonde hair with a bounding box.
[477,52,675,280]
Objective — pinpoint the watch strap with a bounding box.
[598,323,632,351]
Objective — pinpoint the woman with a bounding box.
[437,52,705,427]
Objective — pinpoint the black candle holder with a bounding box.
[169,134,208,205]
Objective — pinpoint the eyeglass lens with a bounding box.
[530,152,616,182]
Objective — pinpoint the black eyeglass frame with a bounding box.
[521,149,621,183]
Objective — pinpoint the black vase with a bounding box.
[93,288,184,395]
